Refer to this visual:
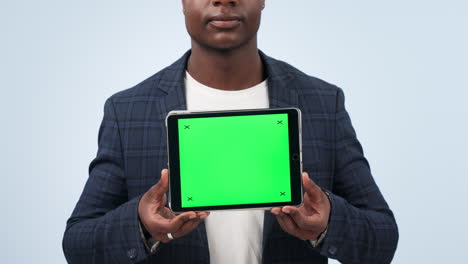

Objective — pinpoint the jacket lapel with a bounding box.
[154,50,190,118]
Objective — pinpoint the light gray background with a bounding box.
[1,1,467,263]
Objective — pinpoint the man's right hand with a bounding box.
[138,168,209,243]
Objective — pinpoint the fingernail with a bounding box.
[189,215,197,219]
[283,208,291,214]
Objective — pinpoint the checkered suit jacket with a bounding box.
[63,50,398,264]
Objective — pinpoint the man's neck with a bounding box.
[187,39,265,91]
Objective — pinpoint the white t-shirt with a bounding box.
[185,71,269,264]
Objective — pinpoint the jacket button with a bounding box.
[328,245,337,255]
[127,248,137,260]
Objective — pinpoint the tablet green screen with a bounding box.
[178,113,292,208]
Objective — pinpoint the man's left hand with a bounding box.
[271,172,331,241]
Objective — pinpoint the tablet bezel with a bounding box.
[165,108,303,213]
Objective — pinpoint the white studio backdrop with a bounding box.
[1,1,467,263]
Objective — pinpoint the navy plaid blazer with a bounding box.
[63,50,398,264]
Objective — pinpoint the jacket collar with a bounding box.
[157,49,299,115]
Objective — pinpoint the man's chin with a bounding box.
[197,39,251,53]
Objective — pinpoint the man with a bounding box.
[63,0,399,263]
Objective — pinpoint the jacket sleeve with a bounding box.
[314,88,399,263]
[62,97,149,264]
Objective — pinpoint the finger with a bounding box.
[302,172,324,203]
[282,206,315,230]
[148,169,169,199]
[196,211,210,220]
[153,211,197,233]
[276,213,299,234]
[172,217,203,238]
[275,213,310,240]
[270,207,282,215]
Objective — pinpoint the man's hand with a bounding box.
[138,169,209,243]
[271,172,330,241]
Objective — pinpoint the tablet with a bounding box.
[165,108,303,213]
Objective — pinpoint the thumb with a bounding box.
[148,169,169,200]
[302,172,323,202]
